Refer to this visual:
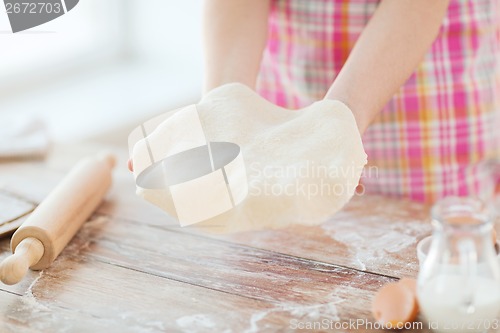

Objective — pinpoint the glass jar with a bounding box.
[417,197,500,333]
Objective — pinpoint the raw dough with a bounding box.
[129,83,367,233]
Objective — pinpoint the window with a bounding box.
[0,1,204,142]
[0,0,124,87]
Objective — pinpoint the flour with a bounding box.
[321,214,431,271]
[243,295,343,333]
[22,270,49,313]
[131,83,367,233]
[176,314,216,332]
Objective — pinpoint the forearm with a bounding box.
[202,0,270,94]
[325,0,450,133]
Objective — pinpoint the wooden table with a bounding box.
[0,143,437,332]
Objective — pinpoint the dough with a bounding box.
[129,83,367,233]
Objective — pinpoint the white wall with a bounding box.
[0,1,205,143]
[127,0,204,87]
[127,1,203,60]
[0,0,124,87]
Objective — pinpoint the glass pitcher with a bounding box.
[417,197,500,333]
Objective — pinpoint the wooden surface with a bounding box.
[0,143,465,332]
[2,154,114,286]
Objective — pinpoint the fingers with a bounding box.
[127,159,133,172]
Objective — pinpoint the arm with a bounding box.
[202,0,270,94]
[325,0,451,134]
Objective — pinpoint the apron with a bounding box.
[257,0,500,203]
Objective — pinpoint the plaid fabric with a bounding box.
[257,0,500,203]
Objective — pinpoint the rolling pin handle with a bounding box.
[0,237,44,285]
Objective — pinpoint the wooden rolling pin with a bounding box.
[0,152,115,285]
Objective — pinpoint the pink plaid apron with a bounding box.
[257,0,500,203]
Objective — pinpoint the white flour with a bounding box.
[244,295,343,333]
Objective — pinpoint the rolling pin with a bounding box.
[0,152,115,285]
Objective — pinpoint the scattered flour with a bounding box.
[244,295,343,333]
[176,313,216,332]
[321,216,429,271]
[22,270,49,313]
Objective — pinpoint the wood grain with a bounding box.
[0,289,156,333]
[0,143,447,332]
[215,195,433,279]
[69,215,394,304]
[0,145,433,278]
[0,214,409,333]
[0,211,436,332]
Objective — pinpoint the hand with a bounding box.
[127,83,367,232]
